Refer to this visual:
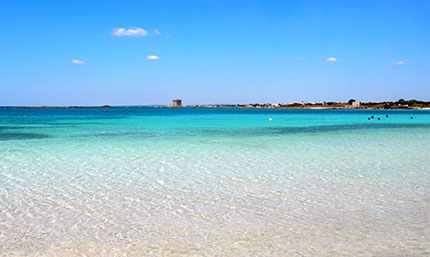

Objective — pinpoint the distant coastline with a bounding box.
[2,99,430,110]
[3,105,115,109]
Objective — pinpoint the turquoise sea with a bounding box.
[1,107,429,256]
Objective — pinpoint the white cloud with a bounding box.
[147,55,160,60]
[326,57,337,62]
[71,59,85,64]
[296,57,308,60]
[112,27,148,37]
[393,61,404,65]
[154,29,160,35]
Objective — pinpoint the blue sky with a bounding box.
[1,0,429,106]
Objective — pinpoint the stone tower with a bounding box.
[172,99,182,107]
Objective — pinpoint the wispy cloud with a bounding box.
[112,27,148,37]
[296,57,308,60]
[154,29,160,35]
[71,59,85,64]
[326,57,337,62]
[393,61,404,65]
[147,55,160,60]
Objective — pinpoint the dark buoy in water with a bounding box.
[386,115,389,117]
[371,115,374,119]
[377,117,380,120]
[411,117,414,119]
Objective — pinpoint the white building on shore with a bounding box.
[352,101,361,108]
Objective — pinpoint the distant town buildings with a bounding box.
[172,99,182,107]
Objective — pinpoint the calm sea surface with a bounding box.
[1,108,429,256]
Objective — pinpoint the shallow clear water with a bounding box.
[1,108,429,256]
